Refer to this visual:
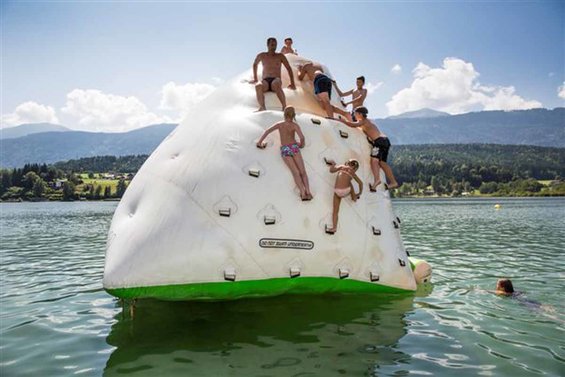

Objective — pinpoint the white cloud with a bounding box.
[159,81,216,120]
[61,89,170,132]
[386,58,542,116]
[558,82,565,99]
[365,82,383,95]
[211,77,224,84]
[391,64,402,74]
[1,101,59,127]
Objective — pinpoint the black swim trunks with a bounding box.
[368,137,391,162]
[351,111,357,122]
[313,74,332,99]
[263,77,277,92]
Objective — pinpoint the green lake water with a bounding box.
[1,198,563,376]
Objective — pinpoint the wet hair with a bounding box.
[347,159,359,170]
[354,106,369,119]
[497,279,514,294]
[267,37,277,45]
[284,106,296,121]
[356,76,365,83]
[285,37,293,43]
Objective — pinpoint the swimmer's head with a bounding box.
[346,159,359,171]
[284,37,293,46]
[284,106,296,121]
[496,279,514,295]
[354,106,369,119]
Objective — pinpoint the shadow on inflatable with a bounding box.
[103,290,431,376]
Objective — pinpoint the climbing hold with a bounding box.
[264,216,276,225]
[256,143,267,149]
[224,267,236,281]
[311,118,321,125]
[398,259,406,267]
[396,216,401,224]
[325,225,336,235]
[339,130,349,138]
[370,271,380,282]
[339,268,349,279]
[406,249,411,257]
[289,267,301,278]
[219,208,231,217]
[393,221,399,229]
[248,168,260,178]
[323,157,334,166]
[372,226,381,236]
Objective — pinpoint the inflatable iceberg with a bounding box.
[103,54,430,301]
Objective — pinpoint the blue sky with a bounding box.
[1,1,563,131]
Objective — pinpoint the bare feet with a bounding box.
[369,181,381,192]
[254,107,266,112]
[387,182,399,189]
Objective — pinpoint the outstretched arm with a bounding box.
[333,81,353,98]
[345,89,367,106]
[337,117,362,129]
[282,55,296,89]
[256,123,279,147]
[250,54,261,83]
[295,124,305,148]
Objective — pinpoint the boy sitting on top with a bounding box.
[336,106,399,191]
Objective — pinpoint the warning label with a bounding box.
[259,238,314,250]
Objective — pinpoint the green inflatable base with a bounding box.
[106,277,412,301]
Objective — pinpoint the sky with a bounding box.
[1,1,564,132]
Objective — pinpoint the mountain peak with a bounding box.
[387,108,451,119]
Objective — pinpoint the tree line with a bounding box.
[1,145,564,201]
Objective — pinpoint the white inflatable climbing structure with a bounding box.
[103,54,431,300]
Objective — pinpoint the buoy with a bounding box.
[494,204,501,209]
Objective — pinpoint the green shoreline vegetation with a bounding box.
[1,144,564,202]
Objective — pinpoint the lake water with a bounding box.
[1,198,563,376]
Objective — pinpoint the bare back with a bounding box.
[301,62,324,81]
[360,119,385,141]
[276,120,302,145]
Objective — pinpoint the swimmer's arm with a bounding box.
[281,55,295,88]
[256,123,279,147]
[329,164,344,173]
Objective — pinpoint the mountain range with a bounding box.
[0,108,563,168]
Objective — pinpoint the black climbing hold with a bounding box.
[219,208,231,217]
[224,269,236,281]
[396,216,401,224]
[264,216,276,225]
[311,118,321,125]
[399,259,406,267]
[249,169,260,178]
[339,130,349,138]
[393,221,399,229]
[339,268,349,279]
[256,143,266,149]
[372,226,381,236]
[370,271,380,282]
[290,267,301,278]
[406,249,411,257]
[323,157,334,166]
[325,225,336,235]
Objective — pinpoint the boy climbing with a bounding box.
[256,106,313,201]
[333,76,368,121]
[249,37,296,112]
[337,106,399,191]
[325,159,363,234]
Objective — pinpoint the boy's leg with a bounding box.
[282,156,307,198]
[332,105,352,121]
[255,82,267,111]
[330,194,341,232]
[370,157,382,190]
[293,153,312,198]
[316,92,334,118]
[271,78,287,110]
[379,161,399,189]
